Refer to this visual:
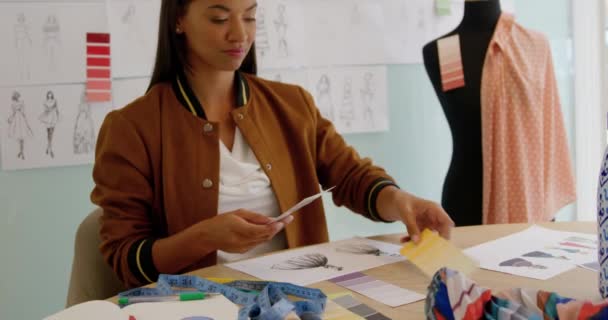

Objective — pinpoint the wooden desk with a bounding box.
[120,222,600,319]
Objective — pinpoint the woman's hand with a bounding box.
[199,209,294,253]
[376,186,454,243]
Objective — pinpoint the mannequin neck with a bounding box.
[459,0,502,30]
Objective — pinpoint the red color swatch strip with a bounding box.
[438,34,466,92]
[86,32,111,102]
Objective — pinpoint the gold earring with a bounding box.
[176,27,182,33]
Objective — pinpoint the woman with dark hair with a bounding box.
[92,0,454,288]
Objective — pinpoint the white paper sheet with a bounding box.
[0,1,108,86]
[1,85,113,170]
[226,237,405,285]
[107,0,160,78]
[259,66,389,134]
[464,225,597,280]
[269,186,335,223]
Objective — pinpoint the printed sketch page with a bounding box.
[464,225,596,280]
[226,237,405,285]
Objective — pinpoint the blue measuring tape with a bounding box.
[119,274,327,320]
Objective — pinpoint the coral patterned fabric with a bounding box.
[481,14,576,224]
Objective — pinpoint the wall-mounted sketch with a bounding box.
[271,253,343,271]
[335,243,399,257]
[498,258,547,270]
[121,2,147,49]
[316,74,335,121]
[273,73,282,82]
[256,7,270,58]
[360,72,375,124]
[7,91,33,160]
[339,76,355,127]
[14,13,32,80]
[274,3,288,58]
[522,251,568,260]
[73,91,96,155]
[39,90,60,158]
[42,14,61,72]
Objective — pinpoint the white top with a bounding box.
[217,128,287,263]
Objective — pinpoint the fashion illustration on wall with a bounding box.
[7,91,33,160]
[39,90,60,158]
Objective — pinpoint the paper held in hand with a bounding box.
[268,186,336,224]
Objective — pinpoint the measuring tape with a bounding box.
[119,274,327,320]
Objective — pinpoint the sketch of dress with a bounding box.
[122,3,147,48]
[42,15,61,71]
[39,91,60,158]
[256,7,270,57]
[339,77,355,127]
[7,91,33,160]
[360,72,375,125]
[274,4,288,58]
[73,92,96,154]
[547,247,590,255]
[14,13,32,80]
[498,258,547,269]
[316,74,335,121]
[563,236,597,245]
[271,253,343,271]
[522,251,568,260]
[335,243,399,257]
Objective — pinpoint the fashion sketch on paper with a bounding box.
[73,91,96,154]
[14,13,32,80]
[42,14,61,71]
[316,74,335,122]
[39,90,60,158]
[335,243,400,257]
[271,253,343,271]
[255,7,270,57]
[499,258,547,270]
[360,72,375,124]
[522,251,568,260]
[339,76,355,127]
[7,91,33,160]
[274,3,288,58]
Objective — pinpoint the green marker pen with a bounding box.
[118,292,219,306]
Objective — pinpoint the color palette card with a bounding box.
[329,272,424,307]
[330,293,391,320]
[400,229,479,278]
[437,34,465,92]
[86,33,112,102]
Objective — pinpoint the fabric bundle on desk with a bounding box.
[426,268,608,320]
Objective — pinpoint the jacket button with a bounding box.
[237,113,244,120]
[203,123,214,133]
[202,179,213,188]
[266,163,272,171]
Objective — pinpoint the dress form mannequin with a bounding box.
[422,0,501,226]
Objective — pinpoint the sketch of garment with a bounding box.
[316,74,335,121]
[360,72,375,124]
[547,247,590,255]
[121,3,148,49]
[271,253,343,271]
[274,4,288,58]
[256,7,270,57]
[559,242,595,250]
[42,15,61,71]
[14,13,32,80]
[522,251,567,260]
[351,4,362,24]
[498,258,547,269]
[339,77,355,127]
[335,243,399,257]
[563,236,597,245]
[8,91,33,160]
[73,92,96,154]
[39,91,60,158]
